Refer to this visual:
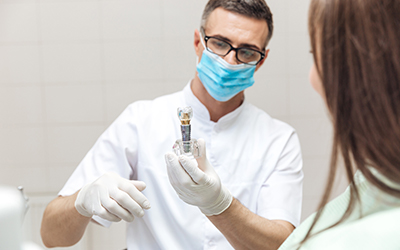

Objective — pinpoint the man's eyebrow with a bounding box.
[211,34,262,51]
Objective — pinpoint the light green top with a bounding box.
[278,170,400,250]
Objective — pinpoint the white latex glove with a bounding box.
[165,138,232,216]
[74,172,151,222]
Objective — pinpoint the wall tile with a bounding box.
[266,0,287,35]
[0,3,39,43]
[258,33,287,78]
[104,81,170,123]
[42,43,103,84]
[0,45,42,86]
[162,38,196,80]
[162,0,206,39]
[289,75,326,116]
[289,116,333,158]
[285,34,312,76]
[285,0,311,36]
[101,0,162,40]
[39,0,98,3]
[0,165,47,193]
[46,125,106,165]
[0,0,37,3]
[39,2,101,42]
[46,164,80,193]
[0,86,43,125]
[0,127,46,165]
[247,75,288,117]
[103,41,164,82]
[44,85,104,123]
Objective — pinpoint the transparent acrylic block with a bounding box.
[173,139,200,159]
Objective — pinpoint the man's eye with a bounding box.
[239,49,256,59]
[211,40,228,49]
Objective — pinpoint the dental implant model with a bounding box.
[173,106,200,159]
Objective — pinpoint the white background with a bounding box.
[0,0,347,249]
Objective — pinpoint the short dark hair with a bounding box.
[201,0,274,46]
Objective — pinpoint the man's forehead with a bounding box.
[204,8,269,49]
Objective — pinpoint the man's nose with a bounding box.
[223,50,239,65]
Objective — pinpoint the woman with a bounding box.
[279,0,400,249]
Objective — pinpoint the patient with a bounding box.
[278,0,400,249]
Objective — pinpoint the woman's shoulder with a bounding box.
[296,207,400,250]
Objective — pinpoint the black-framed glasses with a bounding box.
[201,29,265,65]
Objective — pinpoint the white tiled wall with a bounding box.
[0,0,347,249]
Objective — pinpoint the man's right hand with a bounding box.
[74,172,151,222]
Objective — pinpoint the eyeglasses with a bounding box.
[201,29,265,65]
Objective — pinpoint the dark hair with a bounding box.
[201,0,274,46]
[303,0,400,246]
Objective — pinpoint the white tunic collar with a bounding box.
[183,80,247,128]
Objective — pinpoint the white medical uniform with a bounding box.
[59,82,303,250]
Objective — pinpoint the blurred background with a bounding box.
[0,0,347,249]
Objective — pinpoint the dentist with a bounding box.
[41,1,303,249]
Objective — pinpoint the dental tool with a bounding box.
[173,106,200,158]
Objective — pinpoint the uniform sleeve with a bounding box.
[257,131,304,227]
[57,104,141,225]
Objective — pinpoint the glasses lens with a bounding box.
[207,37,231,56]
[206,36,263,65]
[237,48,261,65]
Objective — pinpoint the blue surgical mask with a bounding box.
[196,35,256,102]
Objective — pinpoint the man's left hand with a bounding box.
[165,138,232,216]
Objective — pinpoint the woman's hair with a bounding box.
[304,0,400,245]
[201,0,274,46]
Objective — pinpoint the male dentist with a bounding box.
[41,1,303,249]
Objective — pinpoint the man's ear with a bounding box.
[194,29,203,58]
[255,49,270,72]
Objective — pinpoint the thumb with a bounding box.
[130,180,146,191]
[179,155,206,185]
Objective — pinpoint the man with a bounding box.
[41,1,303,249]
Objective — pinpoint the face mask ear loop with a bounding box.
[199,32,207,51]
[197,31,207,65]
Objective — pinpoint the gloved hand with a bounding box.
[165,138,232,216]
[74,172,151,222]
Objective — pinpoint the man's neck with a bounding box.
[191,76,244,122]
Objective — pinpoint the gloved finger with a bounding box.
[100,193,135,222]
[178,155,206,185]
[119,180,151,211]
[130,180,146,191]
[109,187,145,219]
[165,152,193,185]
[115,196,145,219]
[92,198,121,222]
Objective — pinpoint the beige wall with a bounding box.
[0,0,347,249]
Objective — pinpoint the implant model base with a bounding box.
[173,139,200,159]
